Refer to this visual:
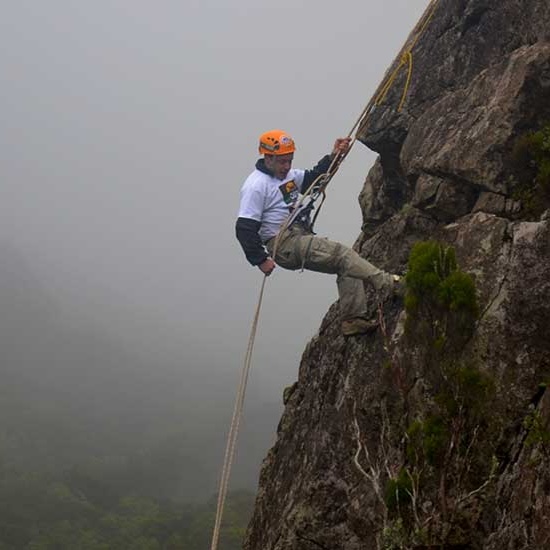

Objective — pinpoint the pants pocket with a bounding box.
[303,237,343,275]
[274,240,300,270]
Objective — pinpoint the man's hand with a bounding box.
[332,137,352,157]
[258,257,276,276]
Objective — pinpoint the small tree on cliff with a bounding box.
[381,241,497,548]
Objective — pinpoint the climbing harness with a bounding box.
[210,2,439,548]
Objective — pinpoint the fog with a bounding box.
[0,1,428,500]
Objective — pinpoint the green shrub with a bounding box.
[524,410,550,449]
[404,241,478,349]
[512,124,550,216]
[385,469,413,512]
[422,415,449,466]
[435,365,495,420]
[406,415,449,468]
[381,518,407,550]
[438,271,478,315]
[405,242,457,301]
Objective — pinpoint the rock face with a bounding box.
[244,1,550,548]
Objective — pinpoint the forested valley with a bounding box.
[0,464,254,549]
[0,250,278,549]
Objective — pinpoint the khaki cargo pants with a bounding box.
[266,225,392,321]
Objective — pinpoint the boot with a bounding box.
[392,274,407,299]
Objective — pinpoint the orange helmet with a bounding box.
[258,129,296,156]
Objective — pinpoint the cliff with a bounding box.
[244,1,550,548]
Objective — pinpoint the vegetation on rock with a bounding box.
[512,123,550,217]
[378,242,498,548]
[404,240,478,351]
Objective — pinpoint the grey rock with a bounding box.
[244,2,550,549]
[473,191,522,218]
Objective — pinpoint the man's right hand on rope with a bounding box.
[258,257,276,276]
[332,137,351,157]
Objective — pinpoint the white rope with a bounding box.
[210,276,267,550]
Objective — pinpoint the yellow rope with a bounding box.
[375,0,438,112]
[375,48,411,107]
[355,0,439,132]
[209,2,440,548]
[399,51,414,112]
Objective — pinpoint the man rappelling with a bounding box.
[235,129,403,337]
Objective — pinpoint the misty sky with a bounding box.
[0,1,428,442]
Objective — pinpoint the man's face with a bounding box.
[264,153,294,180]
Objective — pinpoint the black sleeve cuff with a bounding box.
[235,217,269,266]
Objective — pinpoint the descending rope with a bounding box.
[210,276,267,550]
[209,2,439,548]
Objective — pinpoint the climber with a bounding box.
[235,129,401,336]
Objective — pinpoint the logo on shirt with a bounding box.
[279,180,299,205]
